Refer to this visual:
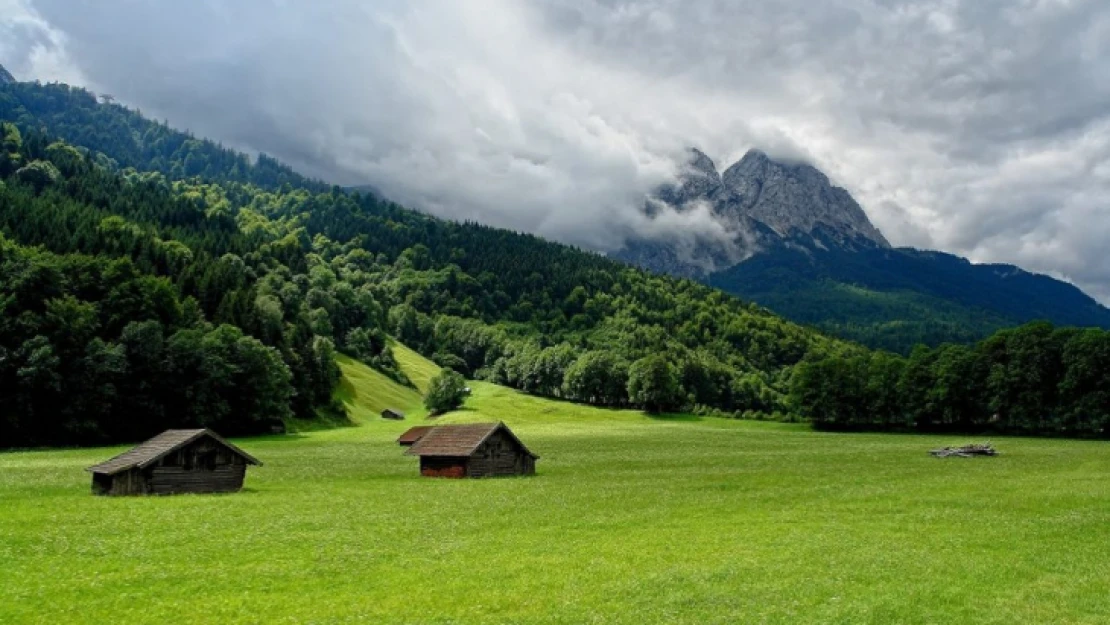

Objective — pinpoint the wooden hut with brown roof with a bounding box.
[405,422,538,478]
[86,429,261,496]
[397,426,434,447]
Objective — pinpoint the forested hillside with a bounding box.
[0,81,851,446]
[3,80,1108,445]
[0,82,326,192]
[792,321,1110,437]
[712,244,1110,353]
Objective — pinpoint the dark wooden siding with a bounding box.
[147,436,248,493]
[466,431,535,478]
[91,472,112,495]
[150,465,246,494]
[158,438,247,471]
[94,468,150,496]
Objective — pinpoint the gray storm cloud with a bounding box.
[3,0,1110,303]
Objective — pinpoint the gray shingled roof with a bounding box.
[86,429,262,475]
[405,422,538,458]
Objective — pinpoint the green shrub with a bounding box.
[424,369,467,415]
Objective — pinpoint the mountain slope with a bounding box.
[712,244,1110,352]
[618,149,1110,352]
[0,79,854,446]
[0,81,329,192]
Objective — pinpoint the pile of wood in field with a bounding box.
[929,443,998,458]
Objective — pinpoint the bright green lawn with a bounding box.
[390,340,441,395]
[1,352,1109,624]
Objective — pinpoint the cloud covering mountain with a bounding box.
[3,0,1110,302]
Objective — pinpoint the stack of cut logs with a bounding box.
[929,442,998,458]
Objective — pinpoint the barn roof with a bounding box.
[397,426,434,445]
[405,422,538,458]
[86,429,262,475]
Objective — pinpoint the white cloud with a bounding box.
[6,0,1110,303]
[0,0,83,85]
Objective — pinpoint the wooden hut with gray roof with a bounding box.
[86,429,262,496]
[405,422,538,478]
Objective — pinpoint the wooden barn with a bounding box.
[405,422,538,478]
[397,426,434,446]
[86,429,262,496]
[381,408,405,420]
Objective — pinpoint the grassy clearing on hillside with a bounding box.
[303,344,438,429]
[391,340,441,394]
[2,351,1109,624]
[331,354,426,425]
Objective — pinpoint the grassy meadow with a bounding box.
[1,348,1109,624]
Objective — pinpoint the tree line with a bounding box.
[791,321,1110,437]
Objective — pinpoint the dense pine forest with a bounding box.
[1,81,1108,445]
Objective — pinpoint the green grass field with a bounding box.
[1,349,1109,624]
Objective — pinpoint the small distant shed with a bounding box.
[405,422,538,478]
[86,429,261,496]
[397,426,434,447]
[381,408,405,420]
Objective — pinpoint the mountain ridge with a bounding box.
[618,147,1110,351]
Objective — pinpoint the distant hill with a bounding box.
[616,149,1110,352]
[0,64,15,85]
[710,243,1110,353]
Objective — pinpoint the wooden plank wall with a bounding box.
[149,465,246,494]
[467,431,533,477]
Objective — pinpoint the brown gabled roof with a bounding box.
[405,422,538,458]
[397,426,434,445]
[86,429,262,475]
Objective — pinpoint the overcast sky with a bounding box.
[3,0,1110,303]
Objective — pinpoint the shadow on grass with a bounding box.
[246,433,312,443]
[426,406,477,420]
[96,487,266,499]
[646,412,706,423]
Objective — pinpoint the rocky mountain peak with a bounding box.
[687,148,718,176]
[617,147,891,278]
[718,149,889,249]
[0,64,15,85]
[655,147,889,250]
[653,148,724,209]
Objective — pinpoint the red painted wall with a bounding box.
[420,461,466,478]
